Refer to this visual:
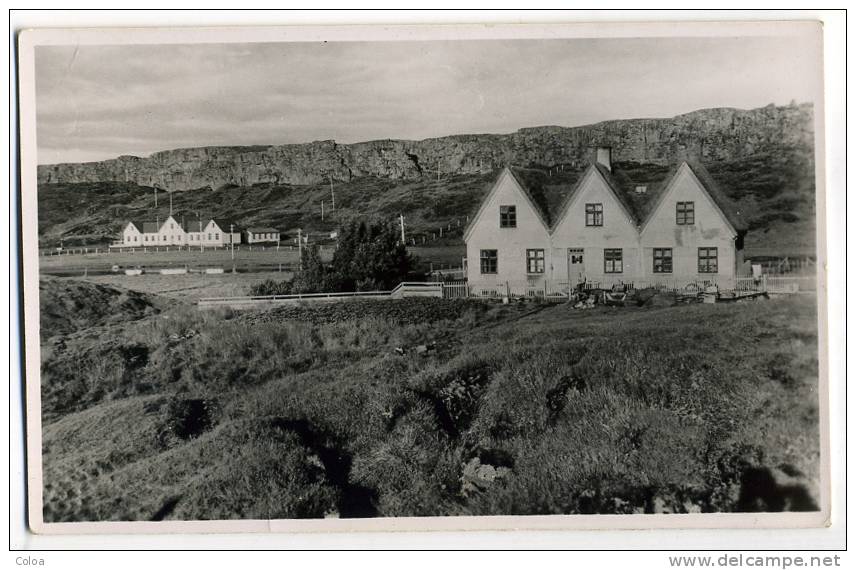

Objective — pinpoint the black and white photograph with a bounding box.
[16,20,830,533]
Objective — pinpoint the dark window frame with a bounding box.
[499,205,517,228]
[653,248,673,274]
[526,248,545,274]
[604,248,623,273]
[480,249,498,274]
[676,201,695,225]
[698,247,718,273]
[585,203,604,227]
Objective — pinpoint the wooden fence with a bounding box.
[443,275,818,300]
[198,282,442,310]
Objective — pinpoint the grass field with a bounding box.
[37,277,821,521]
[75,272,292,301]
[38,244,464,277]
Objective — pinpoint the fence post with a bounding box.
[762,274,768,293]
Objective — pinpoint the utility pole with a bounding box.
[230,223,236,273]
[329,175,335,211]
[321,200,325,221]
[169,191,173,217]
[399,214,406,244]
[198,212,203,253]
[297,228,303,271]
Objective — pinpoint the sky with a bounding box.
[35,35,822,165]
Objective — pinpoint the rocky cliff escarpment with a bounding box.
[37,103,814,191]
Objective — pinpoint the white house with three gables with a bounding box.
[463,147,748,291]
[121,215,243,247]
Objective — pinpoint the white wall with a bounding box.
[465,170,551,289]
[123,225,141,245]
[640,165,738,284]
[202,221,241,245]
[550,168,641,285]
[157,216,187,245]
[246,231,280,244]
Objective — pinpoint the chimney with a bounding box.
[596,146,612,172]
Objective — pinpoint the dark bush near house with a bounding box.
[328,217,415,291]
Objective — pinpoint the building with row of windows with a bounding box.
[120,215,280,247]
[463,147,748,289]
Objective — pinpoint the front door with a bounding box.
[567,248,585,284]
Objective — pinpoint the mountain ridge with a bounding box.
[38,103,815,191]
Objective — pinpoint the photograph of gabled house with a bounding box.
[120,215,242,247]
[122,216,186,246]
[201,218,241,246]
[464,147,748,291]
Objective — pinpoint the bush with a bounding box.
[329,218,415,291]
[249,279,292,296]
[159,397,218,443]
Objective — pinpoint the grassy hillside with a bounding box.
[40,280,819,521]
[36,147,816,256]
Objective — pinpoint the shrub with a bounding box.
[249,279,292,296]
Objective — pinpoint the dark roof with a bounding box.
[466,160,747,236]
[127,220,161,233]
[179,219,204,232]
[246,226,280,233]
[210,218,240,232]
[507,166,586,228]
[683,161,748,233]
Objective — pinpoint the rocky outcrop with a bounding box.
[37,103,814,190]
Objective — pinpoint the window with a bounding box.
[480,249,498,274]
[653,248,673,273]
[698,247,718,273]
[677,201,695,225]
[526,249,545,274]
[604,248,623,273]
[499,205,517,228]
[215,233,220,240]
[585,203,603,226]
[162,235,167,241]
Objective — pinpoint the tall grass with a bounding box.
[40,295,820,520]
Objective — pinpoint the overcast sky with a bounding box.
[35,36,821,164]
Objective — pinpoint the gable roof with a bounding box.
[126,220,162,233]
[464,160,747,239]
[462,168,559,240]
[506,166,586,228]
[684,161,748,233]
[209,218,240,232]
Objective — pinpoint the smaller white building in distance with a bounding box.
[243,227,281,244]
[121,215,243,247]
